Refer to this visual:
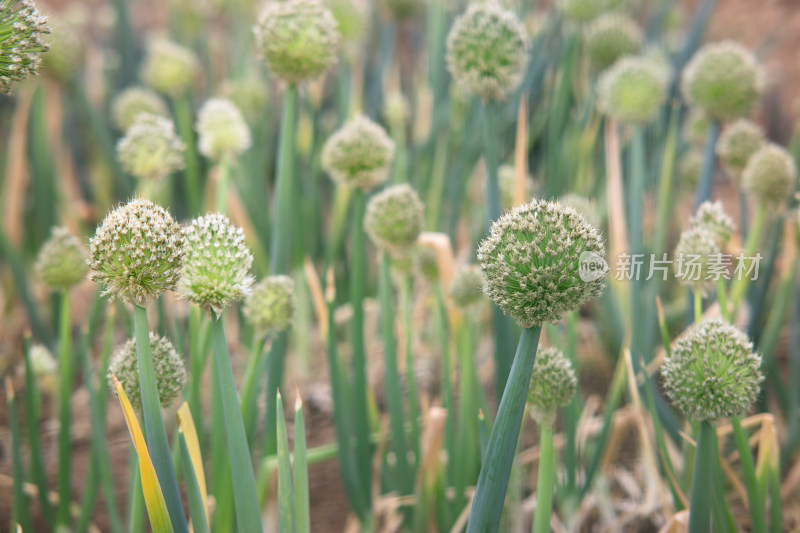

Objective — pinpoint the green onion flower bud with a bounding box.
[176,213,254,312]
[116,114,185,181]
[29,344,56,378]
[141,38,200,97]
[526,347,577,424]
[108,332,187,411]
[679,148,703,189]
[364,183,424,254]
[716,119,764,181]
[681,41,763,121]
[478,199,607,327]
[445,2,530,102]
[673,226,719,295]
[253,0,339,84]
[559,193,601,228]
[558,0,602,23]
[598,55,667,123]
[326,0,367,42]
[196,97,251,162]
[0,0,49,93]
[383,91,410,128]
[111,86,170,132]
[416,245,439,282]
[449,265,485,309]
[661,319,762,422]
[683,107,711,146]
[220,74,269,120]
[742,143,797,206]
[35,226,88,291]
[691,201,735,248]
[584,13,642,71]
[321,114,395,191]
[89,198,185,306]
[498,164,534,210]
[243,275,295,333]
[41,15,83,82]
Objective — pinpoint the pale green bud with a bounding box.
[35,226,88,291]
[598,55,667,123]
[321,114,395,191]
[449,265,485,309]
[243,275,295,333]
[742,143,797,206]
[141,39,199,97]
[526,347,577,424]
[716,119,765,181]
[111,87,170,132]
[584,13,642,71]
[691,201,735,248]
[196,98,251,162]
[116,114,185,181]
[364,184,424,253]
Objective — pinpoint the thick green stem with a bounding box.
[241,333,268,443]
[532,423,556,533]
[466,326,542,533]
[694,291,703,324]
[270,84,298,275]
[263,332,288,458]
[133,304,188,533]
[349,188,373,502]
[174,94,201,215]
[628,126,646,367]
[688,421,716,533]
[379,255,413,495]
[694,119,720,209]
[482,101,515,397]
[57,291,73,527]
[216,158,231,214]
[730,201,767,315]
[210,310,263,533]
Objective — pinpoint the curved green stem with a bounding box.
[466,326,542,533]
[688,421,715,533]
[532,423,555,533]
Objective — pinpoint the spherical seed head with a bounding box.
[416,245,439,281]
[716,119,765,180]
[498,164,535,210]
[558,0,602,23]
[35,226,88,290]
[364,184,424,253]
[29,344,57,378]
[0,0,50,93]
[326,0,367,42]
[383,91,410,127]
[742,143,797,206]
[559,193,601,228]
[598,56,667,123]
[116,114,186,181]
[526,347,577,420]
[176,213,254,312]
[679,149,703,189]
[691,201,736,248]
[449,265,485,309]
[140,39,199,97]
[684,108,711,146]
[673,226,719,295]
[681,41,763,121]
[661,319,762,422]
[111,87,170,132]
[41,16,83,81]
[253,0,339,84]
[108,333,187,411]
[584,14,643,71]
[220,74,269,120]
[243,275,295,333]
[445,2,530,102]
[88,198,185,306]
[321,114,395,191]
[196,98,251,162]
[478,199,607,327]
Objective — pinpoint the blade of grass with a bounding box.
[6,376,33,533]
[133,304,188,532]
[112,373,175,533]
[56,290,74,529]
[732,417,767,533]
[277,392,297,533]
[294,393,310,533]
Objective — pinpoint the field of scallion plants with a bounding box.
[3,0,800,531]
